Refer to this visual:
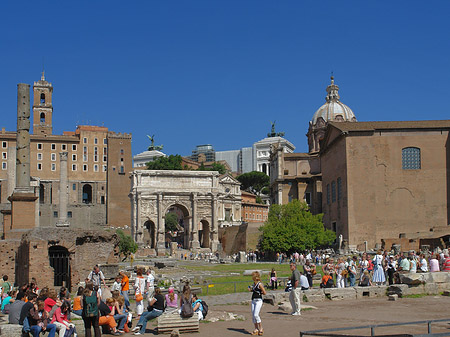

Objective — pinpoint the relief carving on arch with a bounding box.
[140,199,157,219]
[161,197,191,215]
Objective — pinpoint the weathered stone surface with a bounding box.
[263,292,288,305]
[403,285,425,296]
[424,283,439,295]
[387,284,409,297]
[323,288,356,300]
[278,301,292,312]
[100,263,119,279]
[0,324,23,337]
[399,273,426,285]
[302,288,325,302]
[355,285,387,299]
[427,272,450,283]
[388,294,398,301]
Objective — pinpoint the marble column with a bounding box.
[156,194,166,253]
[210,194,220,252]
[15,83,31,192]
[6,146,16,198]
[56,152,69,227]
[190,192,200,249]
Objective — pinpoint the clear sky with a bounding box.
[1,1,449,156]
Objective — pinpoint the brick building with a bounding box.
[270,76,450,251]
[241,191,269,223]
[0,73,132,230]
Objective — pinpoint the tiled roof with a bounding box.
[329,120,450,132]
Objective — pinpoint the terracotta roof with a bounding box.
[329,120,450,132]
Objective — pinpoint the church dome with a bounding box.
[311,76,356,125]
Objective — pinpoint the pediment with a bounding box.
[220,174,240,185]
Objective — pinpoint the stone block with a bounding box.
[323,287,356,300]
[427,272,450,283]
[354,285,387,298]
[403,284,425,296]
[0,324,23,337]
[436,283,450,293]
[99,264,119,279]
[424,283,439,295]
[278,301,292,312]
[388,294,398,301]
[387,284,409,297]
[302,288,325,302]
[263,292,288,305]
[399,273,425,285]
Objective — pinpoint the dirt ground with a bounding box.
[93,295,450,337]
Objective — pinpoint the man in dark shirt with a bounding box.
[289,262,301,316]
[19,292,37,333]
[8,291,26,324]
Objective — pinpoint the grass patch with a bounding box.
[403,293,429,298]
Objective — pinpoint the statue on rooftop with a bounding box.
[147,135,164,151]
[267,121,285,138]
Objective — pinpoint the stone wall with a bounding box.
[0,240,20,285]
[219,223,247,255]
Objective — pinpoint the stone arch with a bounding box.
[143,220,156,248]
[199,219,210,248]
[48,245,71,291]
[164,203,190,249]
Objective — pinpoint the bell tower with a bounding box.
[32,71,53,135]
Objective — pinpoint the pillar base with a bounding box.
[210,240,220,252]
[190,240,200,250]
[156,241,166,256]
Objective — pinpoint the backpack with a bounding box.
[180,297,193,318]
[64,326,76,337]
[325,277,334,288]
[84,292,98,317]
[200,300,208,318]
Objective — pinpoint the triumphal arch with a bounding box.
[130,170,242,253]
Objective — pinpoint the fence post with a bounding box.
[428,321,431,334]
[206,283,209,295]
[234,282,237,293]
[370,326,375,336]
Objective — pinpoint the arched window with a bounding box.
[40,93,45,104]
[82,184,93,204]
[402,147,421,170]
[40,112,45,123]
[262,163,267,175]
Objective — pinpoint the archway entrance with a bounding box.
[48,246,71,291]
[165,204,189,249]
[143,220,156,248]
[199,220,210,248]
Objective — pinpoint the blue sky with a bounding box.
[1,1,449,155]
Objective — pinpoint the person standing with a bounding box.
[348,256,358,287]
[303,260,315,289]
[87,265,107,297]
[372,250,386,285]
[289,262,301,316]
[248,271,266,335]
[134,269,146,317]
[269,268,277,290]
[146,268,155,305]
[82,281,101,337]
[119,271,130,310]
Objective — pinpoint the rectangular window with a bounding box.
[305,192,311,206]
[94,164,99,172]
[103,155,107,162]
[61,144,67,151]
[331,181,336,203]
[337,177,342,200]
[83,164,88,172]
[102,165,107,172]
[94,138,98,144]
[94,147,98,156]
[103,138,107,145]
[72,183,76,190]
[51,163,56,171]
[402,147,421,170]
[120,166,124,173]
[103,147,107,155]
[83,137,87,144]
[72,164,77,171]
[1,152,6,160]
[37,153,42,161]
[1,141,6,148]
[37,163,42,170]
[2,162,6,170]
[83,146,88,155]
[83,155,88,162]
[120,149,124,155]
[326,184,330,205]
[94,155,98,162]
[37,143,43,150]
[53,211,58,218]
[72,154,77,161]
[67,211,72,218]
[51,143,56,150]
[51,153,56,161]
[100,196,105,204]
[72,144,77,151]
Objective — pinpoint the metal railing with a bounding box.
[300,318,450,337]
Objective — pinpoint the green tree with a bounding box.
[197,162,227,174]
[258,199,335,254]
[236,171,270,196]
[116,229,138,261]
[146,155,183,170]
[164,212,178,232]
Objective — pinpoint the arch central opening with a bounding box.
[165,204,189,249]
[143,220,156,248]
